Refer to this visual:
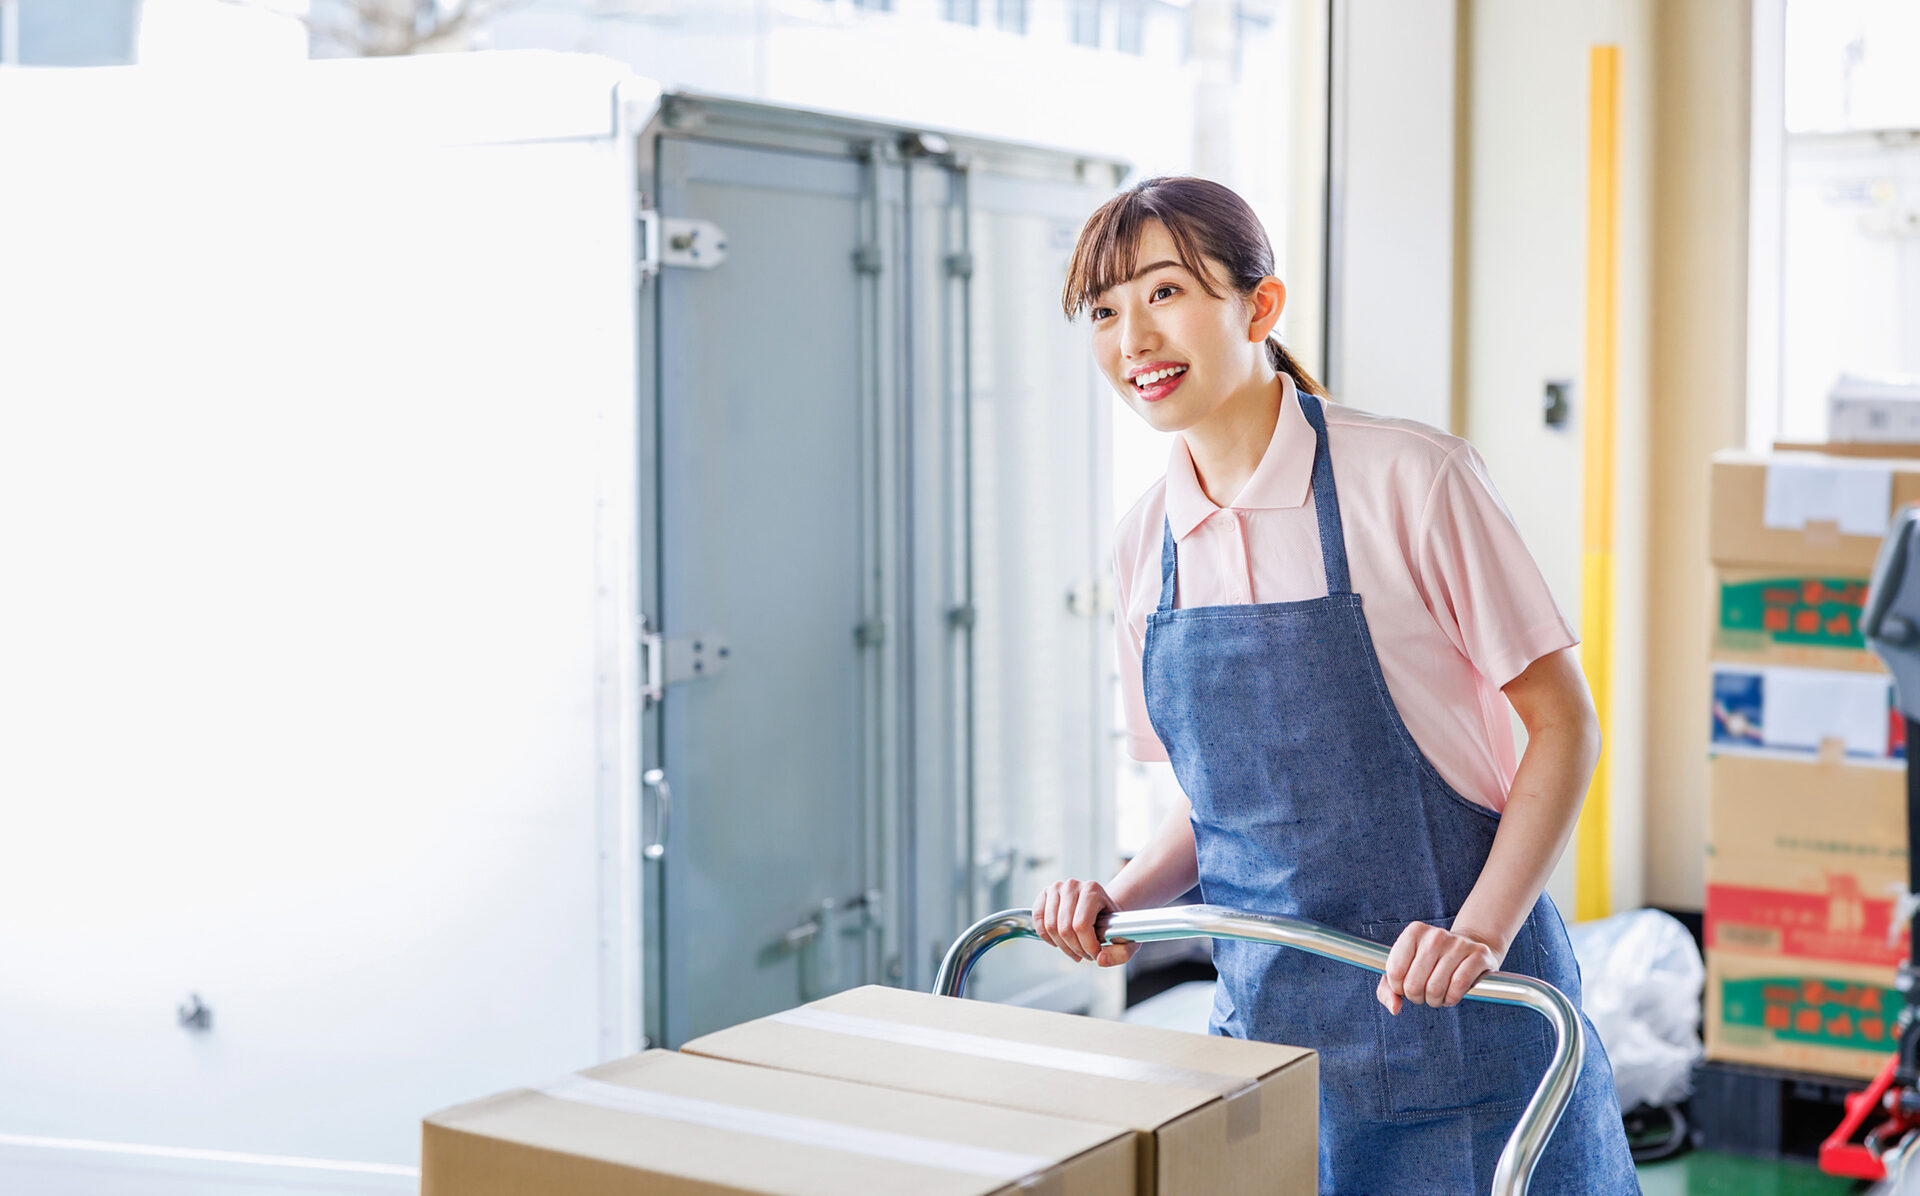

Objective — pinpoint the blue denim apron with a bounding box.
[1141,393,1638,1194]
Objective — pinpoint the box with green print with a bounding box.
[1712,568,1880,672]
[1703,754,1909,1080]
[1705,951,1903,1080]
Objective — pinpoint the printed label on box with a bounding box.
[1712,671,1766,747]
[1719,974,1902,1053]
[1719,577,1868,650]
[1706,881,1909,966]
[1710,666,1905,760]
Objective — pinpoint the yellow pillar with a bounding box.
[1577,45,1620,922]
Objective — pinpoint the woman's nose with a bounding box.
[1120,317,1158,360]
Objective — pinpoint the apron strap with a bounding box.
[1297,392,1352,595]
[1158,515,1178,611]
[1156,389,1352,612]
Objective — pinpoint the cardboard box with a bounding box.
[682,985,1316,1196]
[1708,664,1903,762]
[1705,753,1910,968]
[1704,949,1902,1079]
[1710,449,1920,571]
[421,1048,1135,1196]
[1776,441,1920,459]
[1712,568,1880,672]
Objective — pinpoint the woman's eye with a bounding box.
[1090,286,1172,320]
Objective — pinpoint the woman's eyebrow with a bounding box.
[1124,259,1185,283]
[1094,260,1187,303]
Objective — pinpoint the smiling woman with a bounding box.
[1031,175,1641,1194]
[1060,174,1326,419]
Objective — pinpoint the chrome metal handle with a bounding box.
[642,768,671,860]
[932,904,1584,1196]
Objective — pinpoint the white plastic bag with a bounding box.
[1565,908,1705,1111]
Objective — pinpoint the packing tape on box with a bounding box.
[535,1073,1064,1192]
[766,1006,1263,1142]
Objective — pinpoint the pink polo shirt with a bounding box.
[1113,372,1577,813]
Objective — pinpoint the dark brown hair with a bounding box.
[1060,175,1326,398]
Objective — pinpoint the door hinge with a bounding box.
[852,244,883,275]
[637,207,729,285]
[1067,577,1114,617]
[854,619,885,649]
[944,251,973,279]
[640,616,729,707]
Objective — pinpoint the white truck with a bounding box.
[0,50,1124,1190]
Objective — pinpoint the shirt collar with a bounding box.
[1165,372,1314,542]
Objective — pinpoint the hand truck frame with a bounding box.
[934,903,1586,1196]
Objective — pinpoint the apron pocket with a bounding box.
[1361,913,1555,1121]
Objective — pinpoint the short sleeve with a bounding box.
[1114,540,1169,762]
[1413,444,1578,690]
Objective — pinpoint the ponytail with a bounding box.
[1265,335,1328,399]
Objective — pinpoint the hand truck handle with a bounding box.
[932,904,1585,1196]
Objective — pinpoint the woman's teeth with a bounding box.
[1133,365,1187,389]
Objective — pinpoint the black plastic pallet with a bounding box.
[1688,1058,1874,1159]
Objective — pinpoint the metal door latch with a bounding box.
[637,209,730,284]
[780,889,882,952]
[978,845,1055,911]
[781,890,883,1002]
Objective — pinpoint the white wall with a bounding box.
[1328,0,1456,429]
[1461,0,1653,915]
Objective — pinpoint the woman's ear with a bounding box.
[1248,276,1287,341]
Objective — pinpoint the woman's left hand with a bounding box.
[1376,922,1506,1014]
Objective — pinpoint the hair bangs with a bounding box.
[1060,185,1229,320]
[1060,194,1143,320]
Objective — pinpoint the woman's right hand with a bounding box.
[1032,879,1137,968]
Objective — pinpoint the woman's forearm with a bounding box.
[1105,795,1200,912]
[1452,714,1599,956]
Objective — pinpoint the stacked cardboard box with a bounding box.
[421,1048,1138,1195]
[1704,449,1916,1079]
[683,984,1317,1196]
[421,992,1318,1194]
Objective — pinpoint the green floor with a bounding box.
[1636,1151,1870,1195]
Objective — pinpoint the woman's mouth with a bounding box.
[1131,364,1188,402]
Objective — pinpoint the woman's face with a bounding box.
[1087,220,1282,433]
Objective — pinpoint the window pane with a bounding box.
[943,0,979,27]
[1116,1,1143,56]
[1785,0,1920,132]
[15,0,140,65]
[1071,0,1101,49]
[1774,0,1920,441]
[995,0,1027,36]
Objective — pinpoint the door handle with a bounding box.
[642,768,671,860]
